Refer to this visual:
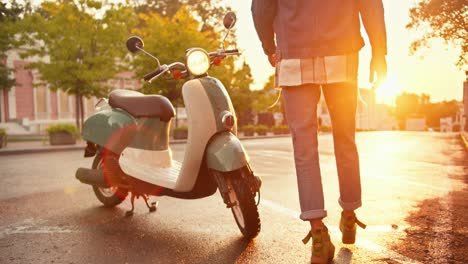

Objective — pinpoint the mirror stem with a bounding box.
[221,28,231,51]
[136,46,161,68]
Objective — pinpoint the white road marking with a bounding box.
[0,218,75,239]
[260,199,423,264]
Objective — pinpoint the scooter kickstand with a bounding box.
[143,195,158,213]
[125,193,136,217]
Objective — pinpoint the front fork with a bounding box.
[212,165,262,208]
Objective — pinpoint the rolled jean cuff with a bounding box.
[339,198,362,211]
[300,209,327,221]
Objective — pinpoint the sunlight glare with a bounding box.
[375,76,404,104]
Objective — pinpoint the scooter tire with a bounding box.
[91,154,128,207]
[230,171,261,239]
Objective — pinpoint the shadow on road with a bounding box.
[64,205,254,264]
[391,139,468,263]
[334,247,353,263]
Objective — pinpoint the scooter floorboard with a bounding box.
[120,159,182,189]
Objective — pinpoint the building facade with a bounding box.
[0,48,140,134]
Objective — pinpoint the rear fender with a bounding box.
[205,132,249,172]
[82,108,137,154]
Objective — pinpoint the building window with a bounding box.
[59,91,72,119]
[35,85,48,119]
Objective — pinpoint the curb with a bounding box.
[0,134,291,156]
[461,132,468,151]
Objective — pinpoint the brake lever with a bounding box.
[148,65,170,83]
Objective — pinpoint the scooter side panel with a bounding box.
[82,108,137,154]
[130,117,171,151]
[199,77,238,135]
[206,131,250,172]
[174,79,218,192]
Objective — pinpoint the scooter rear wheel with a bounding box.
[91,154,128,207]
[228,170,261,239]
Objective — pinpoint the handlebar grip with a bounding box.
[224,49,239,54]
[143,69,162,81]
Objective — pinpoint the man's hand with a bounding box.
[370,55,387,86]
[268,53,276,67]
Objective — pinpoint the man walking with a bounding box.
[252,0,387,262]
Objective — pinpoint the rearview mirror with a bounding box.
[126,36,144,53]
[223,12,237,29]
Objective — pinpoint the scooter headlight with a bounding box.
[186,48,210,76]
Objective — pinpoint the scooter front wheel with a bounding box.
[227,170,260,239]
[91,154,128,207]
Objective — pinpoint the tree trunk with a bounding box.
[75,94,80,129]
[79,95,84,132]
[75,93,84,133]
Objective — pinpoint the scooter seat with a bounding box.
[109,89,175,122]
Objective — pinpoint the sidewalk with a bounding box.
[0,133,292,156]
[0,140,86,156]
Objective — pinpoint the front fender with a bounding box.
[82,108,137,154]
[206,132,249,172]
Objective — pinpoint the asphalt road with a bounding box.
[0,131,466,264]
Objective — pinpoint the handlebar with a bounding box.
[143,62,187,83]
[143,50,239,82]
[208,49,241,57]
[143,66,166,81]
[224,49,239,54]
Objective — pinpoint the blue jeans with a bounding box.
[282,82,362,220]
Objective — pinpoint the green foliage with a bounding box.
[15,0,139,130]
[0,1,31,90]
[132,7,220,97]
[17,1,138,98]
[241,124,255,133]
[133,0,231,34]
[131,5,254,119]
[252,74,281,113]
[173,125,188,132]
[273,124,289,134]
[46,124,79,135]
[9,0,255,130]
[395,92,460,128]
[0,128,6,136]
[395,92,422,121]
[407,0,467,67]
[254,125,268,133]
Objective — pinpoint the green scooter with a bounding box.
[75,12,261,239]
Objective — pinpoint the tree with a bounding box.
[407,0,467,67]
[17,0,138,130]
[0,1,31,90]
[252,74,282,113]
[132,0,230,34]
[395,92,460,129]
[130,5,255,124]
[215,61,255,125]
[395,92,421,129]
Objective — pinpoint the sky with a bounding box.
[227,0,466,104]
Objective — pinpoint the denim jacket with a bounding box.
[251,0,387,59]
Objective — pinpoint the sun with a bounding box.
[374,76,404,104]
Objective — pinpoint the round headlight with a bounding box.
[186,48,210,76]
